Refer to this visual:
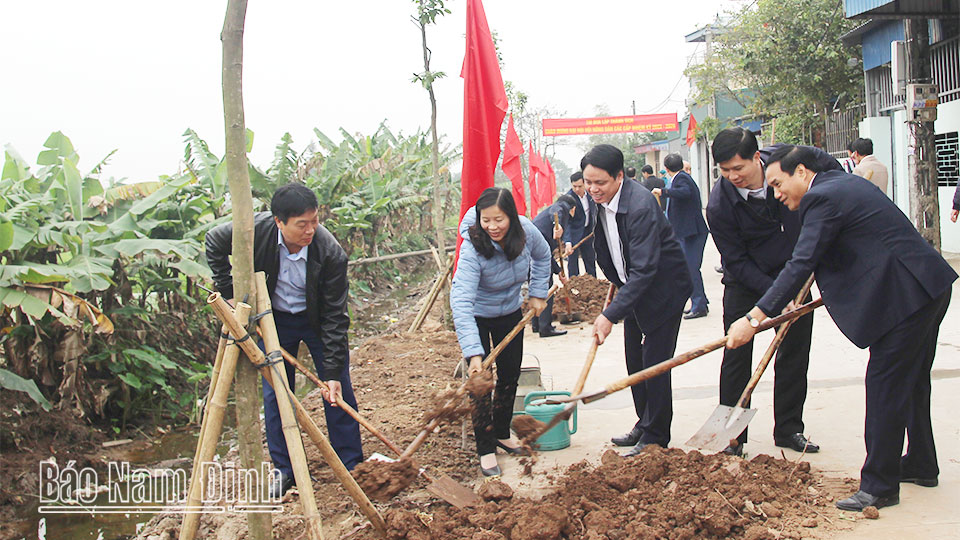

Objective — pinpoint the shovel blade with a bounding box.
[425,472,480,508]
[685,405,757,453]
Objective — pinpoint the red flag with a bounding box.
[457,0,507,266]
[536,152,552,209]
[545,158,557,202]
[686,114,698,147]
[502,114,526,216]
[528,141,541,217]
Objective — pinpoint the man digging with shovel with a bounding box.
[704,128,838,456]
[582,144,692,457]
[726,145,957,512]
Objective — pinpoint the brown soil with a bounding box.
[352,458,420,502]
[563,275,613,321]
[511,414,546,445]
[378,446,849,540]
[464,370,495,398]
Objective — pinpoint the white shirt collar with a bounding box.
[601,180,625,213]
[735,185,767,200]
[669,170,680,181]
[278,229,307,260]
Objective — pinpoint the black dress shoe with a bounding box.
[714,265,724,274]
[623,442,653,457]
[496,441,526,455]
[269,471,295,499]
[901,475,938,487]
[539,327,567,337]
[774,433,819,453]
[683,307,692,314]
[836,490,899,511]
[683,309,708,320]
[722,442,744,457]
[480,464,502,477]
[611,426,643,446]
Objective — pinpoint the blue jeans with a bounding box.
[678,233,709,313]
[261,310,363,475]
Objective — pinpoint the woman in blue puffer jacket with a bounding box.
[451,187,552,476]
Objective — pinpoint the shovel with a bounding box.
[685,274,816,452]
[553,214,583,325]
[262,332,480,508]
[400,284,561,459]
[529,298,823,439]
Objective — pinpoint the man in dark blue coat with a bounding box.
[707,128,838,456]
[582,144,692,456]
[654,154,710,318]
[565,172,598,277]
[727,145,957,512]
[531,194,578,337]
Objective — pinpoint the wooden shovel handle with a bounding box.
[736,274,815,407]
[602,298,823,396]
[570,232,594,253]
[571,283,617,395]
[400,283,560,459]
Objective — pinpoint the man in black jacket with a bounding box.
[582,144,692,456]
[707,128,834,456]
[205,183,363,497]
[565,172,598,277]
[531,194,578,338]
[727,146,957,512]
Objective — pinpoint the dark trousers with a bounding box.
[537,273,557,333]
[678,233,709,313]
[720,284,814,444]
[624,310,683,446]
[262,310,364,475]
[568,236,596,277]
[471,309,524,456]
[860,290,951,496]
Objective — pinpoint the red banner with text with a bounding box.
[542,113,679,137]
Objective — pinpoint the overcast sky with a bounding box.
[1,0,737,182]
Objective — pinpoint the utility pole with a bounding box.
[905,18,941,251]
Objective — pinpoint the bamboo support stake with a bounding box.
[408,254,454,333]
[400,284,560,459]
[253,274,323,540]
[188,322,228,504]
[207,293,387,538]
[179,304,249,540]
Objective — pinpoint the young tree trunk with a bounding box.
[420,21,452,327]
[221,1,272,538]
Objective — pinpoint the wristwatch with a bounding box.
[744,312,760,328]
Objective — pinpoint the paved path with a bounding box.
[502,237,960,539]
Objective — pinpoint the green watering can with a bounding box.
[515,390,577,451]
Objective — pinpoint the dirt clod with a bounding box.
[351,458,419,501]
[478,479,513,501]
[564,275,614,320]
[511,414,546,440]
[801,517,818,528]
[862,505,880,519]
[465,370,495,397]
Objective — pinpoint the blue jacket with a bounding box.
[661,171,709,239]
[757,170,957,348]
[451,208,552,358]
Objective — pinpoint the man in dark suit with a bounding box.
[581,144,693,456]
[653,154,710,318]
[727,145,957,512]
[531,194,578,337]
[707,128,837,457]
[565,171,597,277]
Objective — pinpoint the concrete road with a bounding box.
[501,238,960,539]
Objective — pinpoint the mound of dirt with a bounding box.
[351,458,420,501]
[563,275,613,321]
[379,446,841,540]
